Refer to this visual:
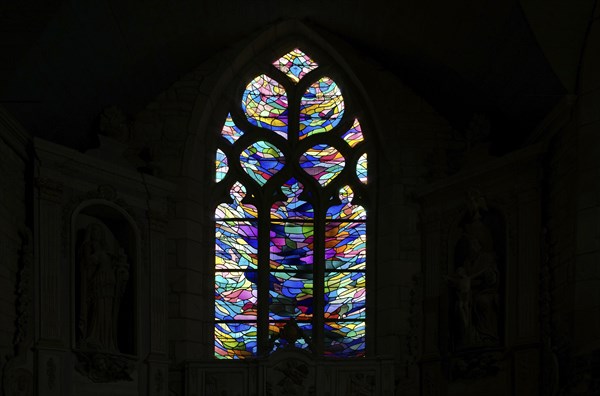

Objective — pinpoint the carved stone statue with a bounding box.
[450,189,502,349]
[78,223,130,352]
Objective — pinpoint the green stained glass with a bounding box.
[324,272,366,320]
[215,322,257,359]
[240,141,285,186]
[324,321,366,357]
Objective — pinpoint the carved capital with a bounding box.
[74,351,136,383]
[36,178,63,202]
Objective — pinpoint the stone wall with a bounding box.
[0,107,30,394]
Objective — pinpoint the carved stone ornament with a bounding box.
[266,358,316,396]
[2,362,33,396]
[448,350,504,381]
[74,351,135,383]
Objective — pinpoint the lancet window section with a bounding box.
[214,48,368,359]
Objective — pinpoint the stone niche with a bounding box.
[418,144,544,396]
[33,137,175,396]
[72,205,139,382]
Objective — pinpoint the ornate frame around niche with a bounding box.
[67,186,144,382]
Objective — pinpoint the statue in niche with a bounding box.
[448,189,503,349]
[78,223,129,352]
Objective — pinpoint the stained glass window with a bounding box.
[214,48,369,359]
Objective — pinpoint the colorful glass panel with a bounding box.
[357,153,367,184]
[215,182,257,219]
[299,77,345,139]
[215,221,258,270]
[271,178,313,220]
[326,186,366,220]
[270,222,314,270]
[325,222,366,270]
[342,119,364,147]
[221,113,244,144]
[215,148,228,182]
[324,272,366,320]
[215,322,257,359]
[269,321,313,351]
[273,48,319,83]
[240,141,285,186]
[242,74,288,138]
[300,144,345,186]
[323,321,366,357]
[215,271,258,320]
[269,272,313,321]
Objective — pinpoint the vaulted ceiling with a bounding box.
[0,0,594,152]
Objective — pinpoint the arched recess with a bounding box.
[70,199,142,360]
[182,27,380,359]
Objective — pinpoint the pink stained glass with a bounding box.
[242,74,288,138]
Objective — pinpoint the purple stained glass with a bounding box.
[341,119,364,147]
[242,74,288,138]
[215,322,257,359]
[240,141,285,186]
[325,222,366,270]
[323,321,366,357]
[299,77,345,139]
[300,144,345,186]
[273,48,319,83]
[271,178,313,220]
[215,271,258,321]
[269,271,313,321]
[270,222,314,270]
[324,272,366,320]
[216,221,258,270]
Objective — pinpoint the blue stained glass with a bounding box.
[242,75,288,138]
[324,321,366,357]
[215,271,258,320]
[325,222,366,270]
[299,77,345,138]
[216,221,258,270]
[216,148,228,182]
[215,322,257,359]
[270,222,314,270]
[269,271,313,320]
[271,178,314,220]
[240,141,285,186]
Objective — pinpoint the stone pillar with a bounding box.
[34,177,68,396]
[147,209,170,396]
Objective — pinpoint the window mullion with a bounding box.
[313,203,325,356]
[257,198,271,357]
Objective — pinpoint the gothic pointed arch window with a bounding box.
[214,48,369,359]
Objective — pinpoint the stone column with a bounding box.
[34,177,68,396]
[147,209,169,396]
